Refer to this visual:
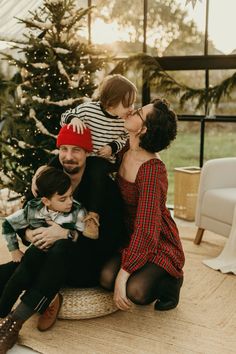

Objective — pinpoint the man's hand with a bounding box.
[31,221,68,249]
[97,145,112,158]
[11,249,24,263]
[68,117,87,134]
[114,269,132,311]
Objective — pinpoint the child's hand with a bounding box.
[11,249,24,263]
[68,117,87,134]
[97,145,112,158]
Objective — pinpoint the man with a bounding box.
[0,125,127,352]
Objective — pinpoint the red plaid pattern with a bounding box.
[117,159,185,277]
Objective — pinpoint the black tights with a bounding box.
[100,255,181,305]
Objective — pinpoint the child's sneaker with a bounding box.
[83,212,100,239]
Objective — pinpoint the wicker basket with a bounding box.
[58,287,118,320]
[174,166,201,221]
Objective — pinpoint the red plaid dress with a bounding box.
[116,158,185,278]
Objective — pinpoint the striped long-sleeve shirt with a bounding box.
[60,101,128,163]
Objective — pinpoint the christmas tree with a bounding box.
[1,0,106,195]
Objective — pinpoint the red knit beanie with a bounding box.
[56,125,93,152]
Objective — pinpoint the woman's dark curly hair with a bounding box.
[139,98,177,153]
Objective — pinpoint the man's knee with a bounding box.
[99,267,115,291]
[49,239,73,256]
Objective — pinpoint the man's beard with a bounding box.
[62,160,81,175]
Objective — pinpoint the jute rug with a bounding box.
[1,222,236,354]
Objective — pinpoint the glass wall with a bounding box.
[147,0,206,56]
[150,70,205,115]
[161,119,236,205]
[204,122,236,161]
[91,0,143,55]
[209,69,236,116]
[160,120,201,204]
[208,0,236,55]
[86,0,236,204]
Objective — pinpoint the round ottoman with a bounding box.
[58,287,118,320]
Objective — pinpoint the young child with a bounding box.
[0,166,87,323]
[61,74,137,161]
[60,74,137,238]
[2,166,86,263]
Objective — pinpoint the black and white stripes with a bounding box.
[61,102,128,161]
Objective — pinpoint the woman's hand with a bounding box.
[68,117,87,134]
[11,249,24,263]
[114,269,132,311]
[97,145,112,158]
[31,221,68,249]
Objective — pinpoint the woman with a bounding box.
[100,98,185,311]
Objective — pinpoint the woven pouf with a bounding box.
[58,287,118,320]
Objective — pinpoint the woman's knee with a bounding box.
[126,282,152,305]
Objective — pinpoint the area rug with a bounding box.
[1,222,236,354]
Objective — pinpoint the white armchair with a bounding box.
[194,157,236,244]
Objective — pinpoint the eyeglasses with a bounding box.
[134,107,144,123]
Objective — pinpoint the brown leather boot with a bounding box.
[0,314,23,354]
[37,293,63,332]
[83,212,100,239]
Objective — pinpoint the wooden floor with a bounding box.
[1,219,236,354]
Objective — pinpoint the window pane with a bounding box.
[150,70,205,115]
[147,0,206,56]
[77,1,89,39]
[160,121,201,204]
[209,70,236,116]
[204,122,236,161]
[92,0,143,55]
[208,0,236,55]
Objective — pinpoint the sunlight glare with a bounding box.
[208,0,236,54]
[0,41,12,50]
[91,19,129,44]
[89,1,236,54]
[179,0,236,54]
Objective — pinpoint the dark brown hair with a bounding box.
[99,74,137,109]
[139,98,177,153]
[36,167,71,198]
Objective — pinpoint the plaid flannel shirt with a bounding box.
[2,198,86,251]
